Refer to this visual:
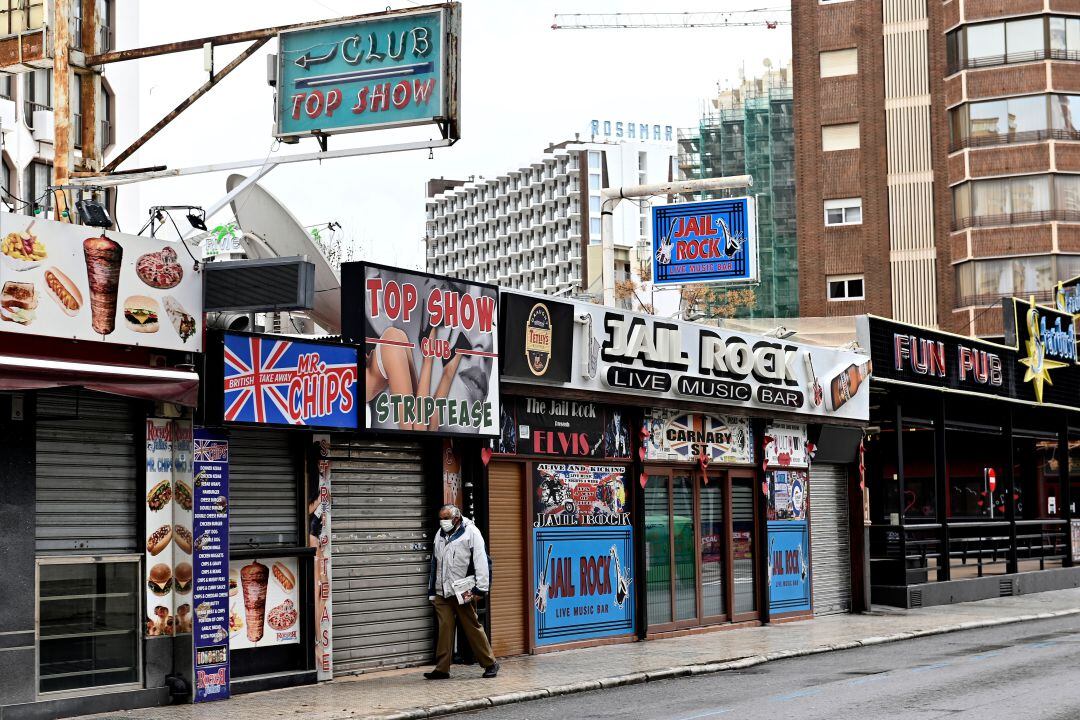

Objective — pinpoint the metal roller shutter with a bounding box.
[330,437,431,674]
[487,462,527,658]
[810,463,852,615]
[36,389,140,556]
[228,429,300,548]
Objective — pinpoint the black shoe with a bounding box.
[424,670,450,680]
[482,662,499,678]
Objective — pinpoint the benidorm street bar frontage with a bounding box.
[857,310,1080,609]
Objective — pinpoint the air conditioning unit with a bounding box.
[0,96,15,132]
[32,109,54,142]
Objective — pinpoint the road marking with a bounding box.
[1026,641,1058,649]
[967,651,1003,662]
[676,708,732,720]
[770,688,821,702]
[848,674,886,686]
[911,662,951,673]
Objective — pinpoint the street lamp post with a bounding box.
[600,174,754,306]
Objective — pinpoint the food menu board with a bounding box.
[229,557,300,649]
[192,430,230,702]
[144,419,194,638]
[0,215,201,350]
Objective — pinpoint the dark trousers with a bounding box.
[433,594,496,672]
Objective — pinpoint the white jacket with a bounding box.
[428,517,490,598]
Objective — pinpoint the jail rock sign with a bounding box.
[276,5,460,139]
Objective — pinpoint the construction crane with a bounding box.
[551,10,790,31]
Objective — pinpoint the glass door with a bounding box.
[645,468,751,631]
[731,475,758,619]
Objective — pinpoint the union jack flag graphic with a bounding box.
[222,334,359,428]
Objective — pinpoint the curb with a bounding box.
[373,607,1080,720]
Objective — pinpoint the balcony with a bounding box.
[950,128,1080,153]
[956,288,1054,309]
[952,209,1080,231]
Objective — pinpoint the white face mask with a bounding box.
[440,519,456,533]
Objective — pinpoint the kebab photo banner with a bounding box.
[229,557,300,649]
[191,429,230,702]
[0,215,202,350]
[144,419,194,638]
[767,520,811,614]
[532,525,634,646]
[340,261,500,437]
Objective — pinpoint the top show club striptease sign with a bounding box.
[341,262,500,437]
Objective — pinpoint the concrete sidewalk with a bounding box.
[87,588,1080,720]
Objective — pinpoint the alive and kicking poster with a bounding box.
[531,464,634,646]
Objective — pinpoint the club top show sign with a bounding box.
[275,4,460,140]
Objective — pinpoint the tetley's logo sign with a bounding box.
[600,312,804,410]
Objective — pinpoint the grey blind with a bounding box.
[228,429,300,548]
[810,463,852,615]
[36,389,140,556]
[330,438,430,674]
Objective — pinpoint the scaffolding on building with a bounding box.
[682,65,797,320]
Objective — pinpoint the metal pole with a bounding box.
[69,137,455,187]
[599,175,752,306]
[53,0,73,222]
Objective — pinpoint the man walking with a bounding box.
[425,504,499,679]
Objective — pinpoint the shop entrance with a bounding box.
[487,461,527,657]
[643,467,759,633]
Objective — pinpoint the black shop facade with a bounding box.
[857,305,1080,609]
[484,291,872,657]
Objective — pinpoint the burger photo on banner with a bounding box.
[341,262,499,436]
[228,558,300,649]
[144,419,193,637]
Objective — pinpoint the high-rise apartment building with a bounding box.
[794,0,1080,336]
[425,138,675,303]
[680,63,797,318]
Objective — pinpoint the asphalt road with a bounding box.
[450,614,1080,720]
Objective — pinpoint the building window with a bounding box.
[951,174,1064,229]
[590,217,601,238]
[72,74,82,149]
[821,122,859,151]
[819,48,858,77]
[589,173,601,191]
[589,195,601,213]
[827,275,864,301]
[950,93,1080,150]
[25,160,50,215]
[824,197,862,226]
[955,254,1072,306]
[25,68,52,129]
[588,151,601,170]
[0,0,43,36]
[947,15,1080,72]
[38,558,141,694]
[0,74,10,100]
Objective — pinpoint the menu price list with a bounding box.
[192,430,230,703]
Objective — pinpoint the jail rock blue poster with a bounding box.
[767,520,811,614]
[532,525,634,646]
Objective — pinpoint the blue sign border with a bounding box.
[651,197,757,286]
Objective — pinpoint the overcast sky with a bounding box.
[123,0,791,269]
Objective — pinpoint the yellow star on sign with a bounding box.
[1018,296,1068,403]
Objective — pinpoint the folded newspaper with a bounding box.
[451,575,476,604]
